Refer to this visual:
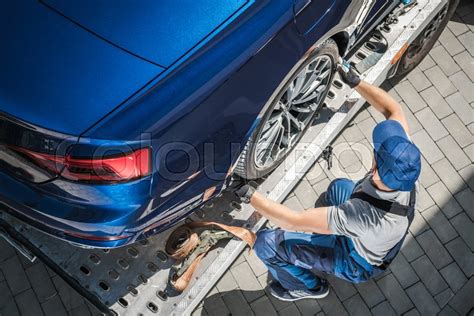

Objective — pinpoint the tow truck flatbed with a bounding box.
[0,0,446,314]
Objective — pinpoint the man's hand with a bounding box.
[235,184,256,204]
[337,61,361,88]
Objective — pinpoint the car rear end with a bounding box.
[0,112,155,247]
[0,0,291,248]
[0,1,162,248]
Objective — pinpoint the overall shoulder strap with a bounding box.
[348,188,417,271]
[350,191,408,216]
[401,187,417,225]
[380,187,417,268]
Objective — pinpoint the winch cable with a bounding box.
[165,221,256,292]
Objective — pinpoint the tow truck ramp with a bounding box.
[0,0,446,314]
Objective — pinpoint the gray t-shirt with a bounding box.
[327,177,417,266]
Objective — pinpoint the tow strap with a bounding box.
[165,221,256,292]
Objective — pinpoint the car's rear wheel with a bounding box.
[393,0,459,78]
[235,39,338,179]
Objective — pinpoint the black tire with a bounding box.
[235,39,339,180]
[393,0,459,79]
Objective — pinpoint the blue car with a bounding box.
[0,0,455,248]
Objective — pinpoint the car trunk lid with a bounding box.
[0,1,165,136]
[42,0,250,67]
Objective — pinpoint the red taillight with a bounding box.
[62,148,151,182]
[14,147,151,183]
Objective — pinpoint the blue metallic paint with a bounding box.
[0,0,387,247]
[0,1,164,135]
[294,0,338,35]
[43,0,252,67]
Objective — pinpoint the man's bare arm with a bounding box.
[250,191,332,234]
[355,81,410,134]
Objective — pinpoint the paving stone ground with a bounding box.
[0,3,473,316]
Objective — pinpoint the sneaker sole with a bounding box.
[269,288,330,302]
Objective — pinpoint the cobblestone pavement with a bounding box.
[1,2,473,316]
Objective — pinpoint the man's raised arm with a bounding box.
[338,62,410,135]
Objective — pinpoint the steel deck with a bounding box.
[0,0,446,314]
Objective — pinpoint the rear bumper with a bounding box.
[0,165,219,248]
[0,170,152,248]
[0,204,133,248]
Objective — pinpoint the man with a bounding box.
[235,62,422,301]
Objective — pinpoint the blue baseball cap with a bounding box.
[373,120,421,191]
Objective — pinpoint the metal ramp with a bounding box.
[0,0,446,314]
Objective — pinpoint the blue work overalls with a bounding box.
[254,178,375,290]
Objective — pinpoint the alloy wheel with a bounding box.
[254,55,332,169]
